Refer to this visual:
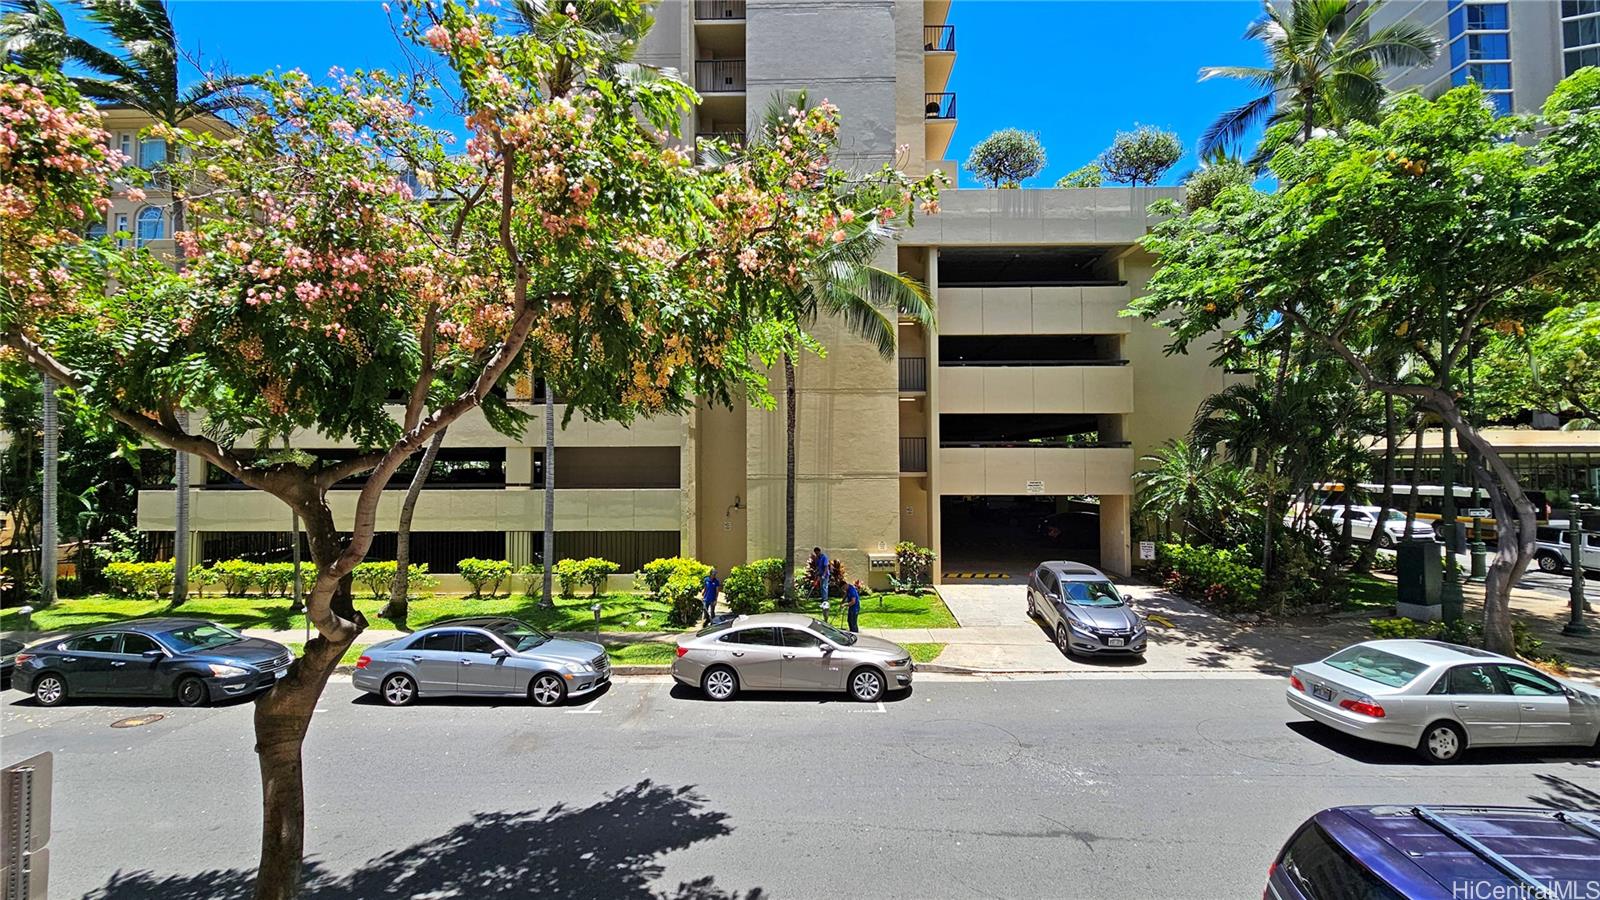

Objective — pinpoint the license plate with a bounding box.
[275,668,288,679]
[1312,684,1333,702]
[1108,638,1125,648]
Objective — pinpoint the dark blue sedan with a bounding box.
[1268,805,1600,899]
[11,618,293,707]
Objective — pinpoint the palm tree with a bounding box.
[4,0,253,605]
[1198,0,1439,161]
[1133,439,1223,543]
[381,429,445,627]
[735,96,935,602]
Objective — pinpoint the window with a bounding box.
[1323,646,1429,688]
[119,633,162,656]
[1569,46,1600,75]
[114,213,129,247]
[720,628,778,646]
[1565,0,1600,16]
[87,219,107,240]
[1448,664,1503,695]
[460,632,502,655]
[781,629,823,649]
[69,632,122,653]
[414,631,461,653]
[1497,665,1562,696]
[1467,3,1507,30]
[1466,32,1510,59]
[1452,62,1510,90]
[117,132,132,162]
[1489,92,1513,116]
[1279,823,1405,900]
[136,206,164,246]
[1564,14,1600,49]
[139,137,167,169]
[159,623,243,653]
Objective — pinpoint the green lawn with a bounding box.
[1341,574,1397,614]
[285,641,369,666]
[1,589,958,634]
[605,642,678,665]
[905,642,946,663]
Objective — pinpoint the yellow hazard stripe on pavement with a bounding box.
[942,572,1009,580]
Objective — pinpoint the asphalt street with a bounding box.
[4,673,1599,900]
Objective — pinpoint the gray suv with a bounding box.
[353,617,609,707]
[1026,561,1147,657]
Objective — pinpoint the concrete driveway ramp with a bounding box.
[937,583,1029,628]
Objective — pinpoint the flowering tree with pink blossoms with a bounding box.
[2,1,939,894]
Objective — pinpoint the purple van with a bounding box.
[1266,806,1600,899]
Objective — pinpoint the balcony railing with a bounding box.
[924,24,955,52]
[939,440,1133,449]
[899,356,928,392]
[695,59,746,93]
[695,130,745,164]
[899,437,929,473]
[925,92,956,120]
[694,0,745,20]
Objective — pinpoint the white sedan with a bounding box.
[1287,639,1600,762]
[1315,505,1437,547]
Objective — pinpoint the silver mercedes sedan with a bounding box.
[1287,639,1600,762]
[353,616,609,707]
[672,612,913,702]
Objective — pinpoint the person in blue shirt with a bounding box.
[844,580,862,633]
[812,547,830,605]
[701,568,720,625]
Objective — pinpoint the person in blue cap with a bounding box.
[844,579,862,633]
[701,567,720,625]
[812,547,830,605]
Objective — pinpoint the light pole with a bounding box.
[1563,494,1591,637]
[1465,354,1487,582]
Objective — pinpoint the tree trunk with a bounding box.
[1444,407,1534,656]
[40,374,58,606]
[171,197,190,606]
[1335,472,1356,564]
[1262,339,1291,581]
[1355,393,1398,573]
[381,429,445,625]
[781,352,798,605]
[540,386,555,609]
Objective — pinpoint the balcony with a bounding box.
[695,59,746,93]
[899,437,929,474]
[924,92,956,162]
[924,24,955,52]
[936,285,1134,336]
[694,0,745,19]
[938,364,1133,415]
[899,356,928,393]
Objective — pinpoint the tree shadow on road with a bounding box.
[1526,769,1600,810]
[82,780,767,900]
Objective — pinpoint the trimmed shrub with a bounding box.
[891,541,936,596]
[662,571,705,628]
[213,560,261,597]
[257,563,296,598]
[745,557,784,598]
[638,557,711,595]
[188,565,215,598]
[1155,542,1262,612]
[352,561,438,600]
[457,558,514,598]
[104,561,175,598]
[723,564,767,615]
[555,557,620,598]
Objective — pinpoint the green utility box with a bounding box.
[1395,540,1443,621]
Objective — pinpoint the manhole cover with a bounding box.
[111,714,164,728]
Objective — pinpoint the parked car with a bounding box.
[1533,523,1600,575]
[353,616,608,707]
[1,638,22,688]
[1313,505,1437,548]
[1286,639,1600,763]
[672,612,913,702]
[1025,561,1146,658]
[11,618,293,707]
[1266,805,1600,900]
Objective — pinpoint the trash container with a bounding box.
[1396,540,1442,621]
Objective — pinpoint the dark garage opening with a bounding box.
[940,496,1101,580]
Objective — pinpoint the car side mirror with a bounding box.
[819,644,835,653]
[142,649,164,659]
[490,648,510,660]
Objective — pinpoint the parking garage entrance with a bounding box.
[939,495,1101,581]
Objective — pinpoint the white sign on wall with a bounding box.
[1025,481,1045,495]
[1138,541,1157,561]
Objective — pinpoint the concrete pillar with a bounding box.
[1099,494,1132,578]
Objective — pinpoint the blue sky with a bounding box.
[59,0,1270,185]
[945,1,1269,186]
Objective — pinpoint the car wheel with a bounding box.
[380,673,417,707]
[1377,532,1394,549]
[1418,721,1466,763]
[175,676,209,708]
[33,673,67,707]
[701,666,738,701]
[1537,552,1564,574]
[849,668,885,703]
[1026,592,1038,620]
[1055,625,1073,657]
[529,673,567,707]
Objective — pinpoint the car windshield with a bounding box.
[159,623,243,653]
[1382,510,1408,522]
[810,619,857,646]
[1061,580,1124,607]
[1323,646,1429,688]
[487,621,550,652]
